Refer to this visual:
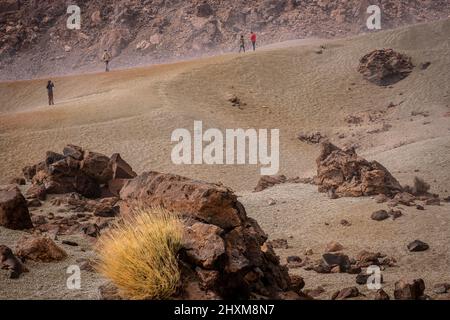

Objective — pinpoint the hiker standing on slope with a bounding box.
[239,35,246,53]
[250,31,257,51]
[46,80,55,105]
[102,49,112,72]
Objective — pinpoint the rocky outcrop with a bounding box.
[315,142,403,197]
[0,185,33,230]
[358,49,414,86]
[120,171,295,299]
[22,145,136,199]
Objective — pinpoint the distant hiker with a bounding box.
[46,80,55,105]
[250,31,257,51]
[102,49,112,72]
[239,35,245,53]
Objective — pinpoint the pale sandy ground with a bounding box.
[241,184,450,300]
[0,19,449,299]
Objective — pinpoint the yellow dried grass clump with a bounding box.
[95,207,184,300]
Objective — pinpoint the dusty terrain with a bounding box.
[1,19,450,299]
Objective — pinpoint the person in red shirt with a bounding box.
[250,31,257,51]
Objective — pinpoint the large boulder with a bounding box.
[120,171,246,230]
[0,185,33,230]
[358,49,414,86]
[120,171,293,299]
[315,142,403,197]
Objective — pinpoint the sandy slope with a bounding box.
[0,20,449,299]
[1,20,449,193]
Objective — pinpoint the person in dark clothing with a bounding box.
[46,80,55,105]
[239,35,245,53]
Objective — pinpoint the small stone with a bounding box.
[269,239,289,249]
[374,289,390,300]
[304,286,325,298]
[394,279,426,300]
[340,219,352,227]
[389,209,403,220]
[371,210,390,221]
[62,240,79,247]
[416,205,425,210]
[433,283,450,294]
[407,240,429,252]
[332,287,360,300]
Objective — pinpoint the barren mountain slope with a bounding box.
[1,0,449,80]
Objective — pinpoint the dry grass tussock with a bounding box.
[95,207,184,300]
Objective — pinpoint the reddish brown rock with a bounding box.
[0,185,33,230]
[315,142,402,197]
[254,175,287,192]
[120,171,291,299]
[0,245,29,279]
[107,178,131,196]
[358,49,414,86]
[183,222,225,269]
[120,171,246,230]
[22,165,36,181]
[394,279,426,300]
[63,144,84,160]
[253,175,310,193]
[374,289,390,300]
[110,153,137,179]
[25,184,47,201]
[393,192,416,206]
[81,151,113,183]
[332,287,360,300]
[15,236,67,262]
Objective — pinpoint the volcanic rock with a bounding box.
[332,287,360,300]
[26,184,47,201]
[358,49,414,86]
[371,210,390,221]
[119,171,292,299]
[0,185,33,230]
[182,222,225,269]
[15,236,67,262]
[322,253,351,272]
[315,142,402,197]
[407,240,429,252]
[0,245,29,279]
[120,171,246,230]
[394,279,426,300]
[374,289,390,300]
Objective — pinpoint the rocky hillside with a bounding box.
[0,0,449,79]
